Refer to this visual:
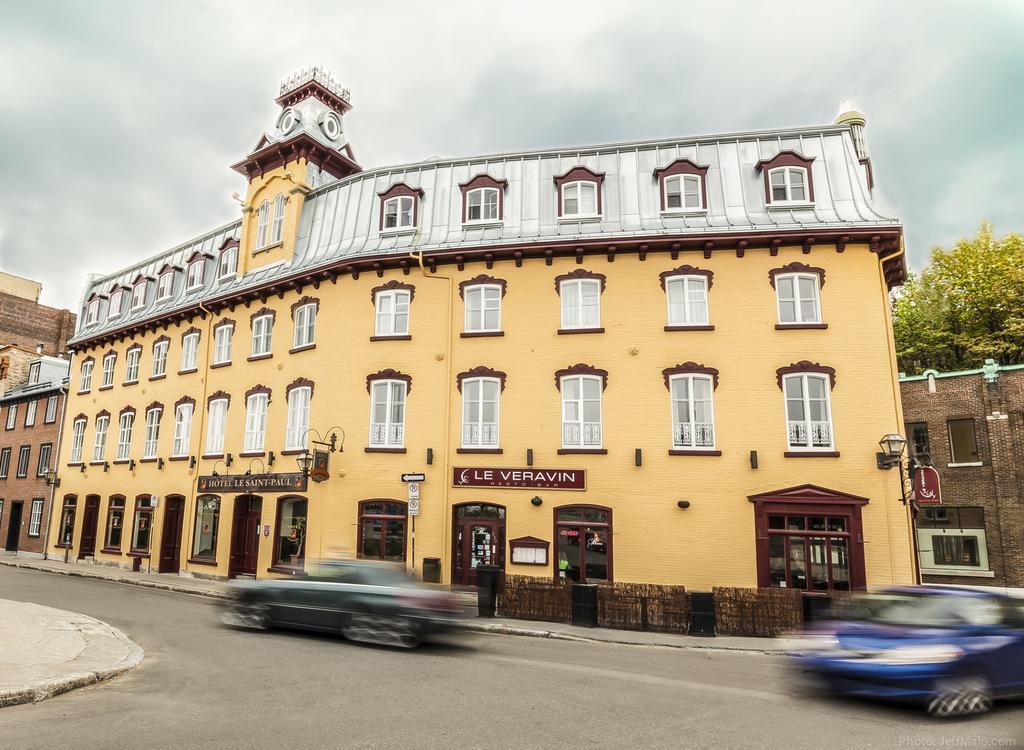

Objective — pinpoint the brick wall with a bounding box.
[0,291,77,356]
[901,369,1024,588]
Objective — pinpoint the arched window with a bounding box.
[555,505,611,583]
[192,495,221,562]
[756,150,815,206]
[466,188,499,222]
[103,495,126,551]
[273,496,308,570]
[358,500,408,561]
[256,200,270,248]
[271,194,286,244]
[131,494,154,553]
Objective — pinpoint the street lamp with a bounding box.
[876,433,923,504]
[296,450,313,477]
[877,433,908,466]
[44,468,60,487]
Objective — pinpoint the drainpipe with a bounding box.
[409,250,453,582]
[877,240,920,585]
[41,363,72,560]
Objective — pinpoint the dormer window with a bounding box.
[256,199,270,248]
[85,298,100,326]
[271,194,286,245]
[28,362,41,385]
[654,159,709,214]
[554,167,605,220]
[156,266,177,301]
[756,151,815,207]
[378,183,424,234]
[108,287,126,319]
[186,256,206,290]
[218,240,239,280]
[131,276,150,309]
[459,175,507,225]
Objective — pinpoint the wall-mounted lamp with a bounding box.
[158,457,165,470]
[296,450,312,477]
[749,450,758,470]
[225,453,233,467]
[426,448,433,465]
[129,459,136,471]
[677,500,691,509]
[530,496,543,507]
[635,448,642,467]
[267,451,275,467]
[526,449,534,467]
[44,469,60,487]
[189,456,197,469]
[103,462,110,472]
[79,463,86,473]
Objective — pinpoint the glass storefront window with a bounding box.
[358,500,407,562]
[555,506,611,583]
[59,497,77,546]
[275,497,308,567]
[192,495,220,561]
[105,496,125,549]
[763,512,853,592]
[132,509,152,552]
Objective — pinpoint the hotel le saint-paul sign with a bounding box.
[197,473,308,493]
[452,466,586,491]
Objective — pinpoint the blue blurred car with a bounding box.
[793,587,1024,716]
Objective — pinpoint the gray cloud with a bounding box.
[1,0,1021,309]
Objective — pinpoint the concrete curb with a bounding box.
[0,611,145,709]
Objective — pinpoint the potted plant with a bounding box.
[288,517,306,565]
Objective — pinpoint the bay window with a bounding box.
[369,379,406,449]
[244,391,269,453]
[461,377,500,449]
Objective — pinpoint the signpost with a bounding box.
[452,466,586,491]
[911,465,942,505]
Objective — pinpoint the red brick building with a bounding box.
[900,360,1024,590]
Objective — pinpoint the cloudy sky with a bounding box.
[1,0,1022,309]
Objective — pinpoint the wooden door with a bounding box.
[158,496,185,573]
[78,497,100,559]
[229,496,262,578]
[4,502,22,552]
[453,517,504,587]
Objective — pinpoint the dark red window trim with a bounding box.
[755,150,816,203]
[377,183,424,231]
[249,307,277,325]
[356,499,408,562]
[458,174,508,223]
[212,317,234,333]
[776,361,837,390]
[553,504,613,583]
[456,366,507,392]
[661,362,719,390]
[555,363,608,391]
[370,279,416,304]
[207,390,231,407]
[366,369,412,394]
[658,264,714,291]
[290,295,320,318]
[286,377,315,398]
[769,261,826,289]
[652,158,709,211]
[553,166,606,217]
[458,274,507,299]
[554,268,606,294]
[244,384,271,401]
[748,484,868,592]
[272,495,308,572]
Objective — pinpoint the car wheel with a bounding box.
[221,603,270,631]
[342,614,420,649]
[927,676,993,718]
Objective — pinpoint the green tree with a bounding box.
[893,223,1024,375]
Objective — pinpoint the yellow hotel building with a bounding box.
[50,69,914,591]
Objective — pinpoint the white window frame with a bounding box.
[374,290,410,337]
[108,289,123,318]
[663,174,704,212]
[559,279,602,330]
[143,407,161,459]
[251,314,273,357]
[461,377,500,449]
[767,166,810,205]
[131,280,148,309]
[24,400,37,427]
[93,415,110,462]
[368,380,406,448]
[44,395,58,424]
[285,387,311,450]
[85,299,99,326]
[124,348,141,383]
[465,188,500,224]
[292,304,317,349]
[560,180,599,219]
[28,362,41,384]
[186,259,205,290]
[70,419,87,463]
[206,398,228,455]
[0,448,9,478]
[37,444,52,476]
[271,194,286,244]
[219,246,238,280]
[213,324,234,365]
[256,200,270,248]
[79,360,93,391]
[669,374,716,450]
[775,273,822,325]
[665,275,710,327]
[244,393,269,453]
[180,332,200,372]
[116,411,135,461]
[172,403,193,457]
[917,527,992,577]
[463,284,502,333]
[157,271,174,301]
[101,354,116,388]
[783,373,835,451]
[382,196,415,232]
[560,375,603,449]
[5,405,16,430]
[28,499,44,537]
[16,445,30,477]
[152,340,168,377]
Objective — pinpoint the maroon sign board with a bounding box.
[452,466,586,491]
[911,465,942,505]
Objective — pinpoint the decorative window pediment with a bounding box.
[554,363,608,391]
[661,362,720,390]
[653,158,709,212]
[554,166,605,218]
[378,183,424,232]
[456,366,507,392]
[366,369,412,394]
[756,150,815,205]
[459,174,508,224]
[776,361,836,390]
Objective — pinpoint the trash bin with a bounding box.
[571,584,599,627]
[689,592,716,636]
[422,557,441,584]
[475,565,503,618]
[802,594,832,625]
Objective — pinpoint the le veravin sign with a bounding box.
[197,473,308,493]
[452,466,586,491]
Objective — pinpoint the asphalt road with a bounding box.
[0,567,1021,749]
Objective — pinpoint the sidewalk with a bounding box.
[0,557,797,653]
[0,599,144,707]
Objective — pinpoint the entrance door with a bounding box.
[78,496,100,559]
[452,504,506,587]
[158,496,185,573]
[229,496,262,578]
[4,502,23,552]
